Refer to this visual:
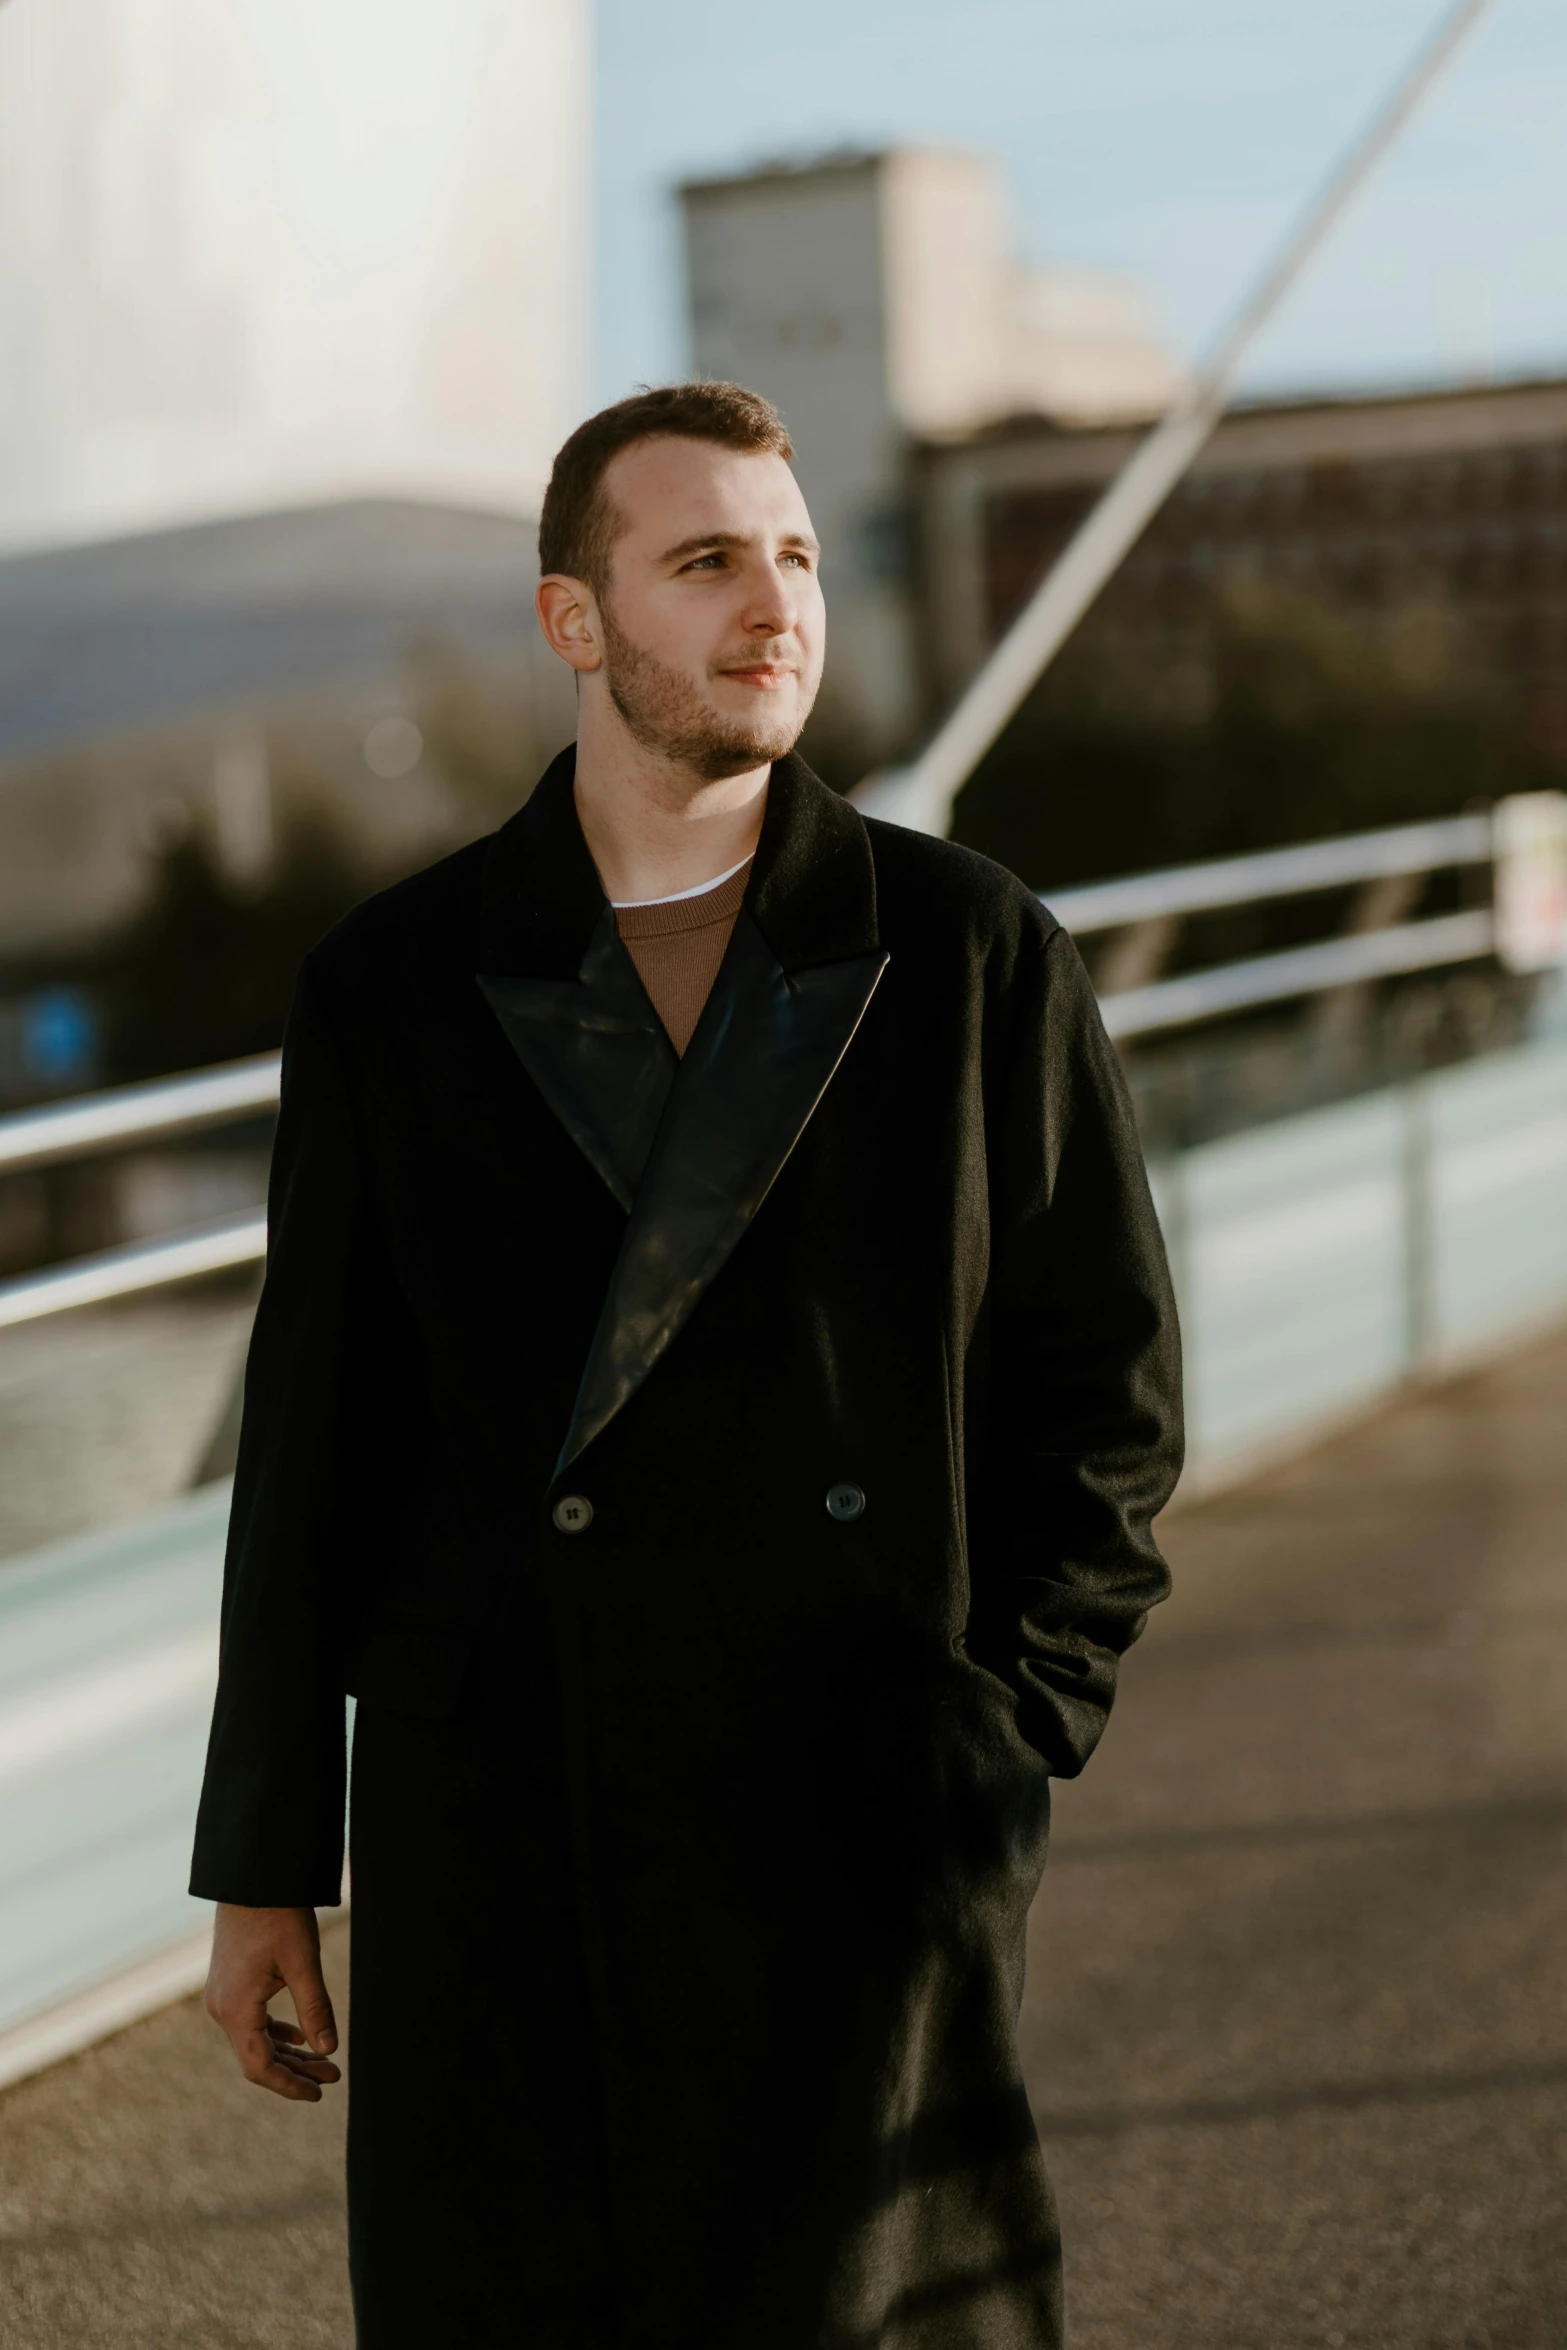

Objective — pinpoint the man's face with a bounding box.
[590,437,825,780]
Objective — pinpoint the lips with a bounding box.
[720,664,796,688]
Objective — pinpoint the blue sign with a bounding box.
[22,988,98,1086]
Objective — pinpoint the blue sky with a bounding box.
[593,0,1567,407]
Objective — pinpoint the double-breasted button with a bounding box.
[825,1482,865,1523]
[552,1493,593,1534]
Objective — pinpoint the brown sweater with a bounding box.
[613,860,753,1057]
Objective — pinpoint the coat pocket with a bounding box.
[937,1647,1054,1877]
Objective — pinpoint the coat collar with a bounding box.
[476,743,607,980]
[745,747,881,972]
[477,743,887,1470]
[476,743,880,979]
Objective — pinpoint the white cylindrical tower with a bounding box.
[0,0,589,551]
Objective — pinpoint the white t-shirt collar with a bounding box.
[610,854,754,910]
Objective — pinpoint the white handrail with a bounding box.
[1049,815,1492,936]
[0,1214,267,1330]
[0,1054,281,1176]
[1100,910,1496,1040]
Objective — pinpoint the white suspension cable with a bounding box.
[854,0,1500,838]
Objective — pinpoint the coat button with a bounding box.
[825,1482,865,1523]
[552,1494,593,1534]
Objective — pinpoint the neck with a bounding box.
[571,696,770,905]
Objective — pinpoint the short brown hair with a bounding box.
[538,382,793,592]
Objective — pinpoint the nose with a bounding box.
[740,557,799,639]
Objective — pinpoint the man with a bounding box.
[193,381,1181,2348]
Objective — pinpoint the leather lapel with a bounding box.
[478,912,676,1212]
[557,760,887,1470]
[475,746,677,1211]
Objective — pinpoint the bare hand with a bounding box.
[205,1902,341,2102]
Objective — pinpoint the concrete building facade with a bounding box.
[682,149,1180,766]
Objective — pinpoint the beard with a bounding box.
[599,602,816,781]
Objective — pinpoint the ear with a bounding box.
[536,574,604,674]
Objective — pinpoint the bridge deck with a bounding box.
[1030,1324,1567,2348]
[2,1329,1564,2348]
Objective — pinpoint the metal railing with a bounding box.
[0,1213,268,1332]
[0,808,1520,1327]
[1094,911,1493,1042]
[0,1055,279,1330]
[0,1052,281,1176]
[1049,814,1491,933]
[1064,812,1497,1041]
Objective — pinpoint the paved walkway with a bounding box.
[2,1331,1564,2347]
[1027,1326,1567,2349]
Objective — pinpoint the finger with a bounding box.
[252,2060,327,2103]
[271,2041,341,2078]
[284,1954,338,2058]
[274,2057,342,2087]
[265,2015,320,2050]
[237,2023,338,2098]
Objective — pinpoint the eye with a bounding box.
[682,551,726,572]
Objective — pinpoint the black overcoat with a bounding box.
[191,749,1182,2349]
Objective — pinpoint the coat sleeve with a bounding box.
[968,919,1183,1777]
[189,956,379,1906]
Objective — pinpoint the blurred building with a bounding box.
[682,148,1181,764]
[0,0,588,552]
[917,374,1567,753]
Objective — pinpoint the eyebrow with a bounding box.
[658,528,821,564]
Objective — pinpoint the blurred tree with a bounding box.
[408,638,567,823]
[96,811,363,1081]
[952,586,1567,890]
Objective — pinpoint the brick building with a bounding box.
[917,375,1567,760]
